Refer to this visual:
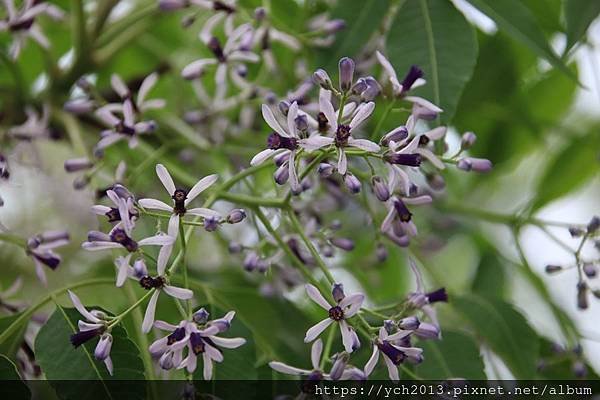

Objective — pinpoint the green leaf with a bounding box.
[35,306,146,400]
[466,0,576,82]
[532,132,600,211]
[0,355,30,399]
[453,295,540,379]
[416,330,486,379]
[0,314,27,359]
[564,0,600,52]
[387,0,478,122]
[471,251,506,299]
[316,0,391,70]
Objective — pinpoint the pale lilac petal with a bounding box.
[227,51,260,63]
[339,293,364,317]
[319,90,337,133]
[401,135,421,153]
[104,357,114,376]
[163,285,194,299]
[81,241,122,251]
[311,338,323,370]
[304,318,334,343]
[68,290,101,323]
[139,198,173,212]
[185,174,218,205]
[157,245,172,276]
[142,290,160,333]
[337,149,347,175]
[156,164,175,195]
[262,104,289,137]
[123,99,135,127]
[347,138,380,152]
[203,353,213,380]
[299,136,333,151]
[305,284,331,310]
[115,254,132,287]
[405,96,443,113]
[91,205,111,215]
[96,134,124,150]
[137,73,158,106]
[383,354,399,382]
[403,195,432,206]
[149,337,169,356]
[349,101,375,130]
[414,148,445,170]
[3,277,22,298]
[205,343,223,363]
[78,321,104,331]
[364,345,380,376]
[423,126,446,140]
[251,149,275,166]
[154,320,178,331]
[386,329,412,341]
[186,208,221,219]
[288,152,300,192]
[167,214,179,238]
[339,320,360,353]
[111,74,129,98]
[269,361,308,376]
[287,101,298,138]
[208,336,246,349]
[375,51,402,95]
[138,234,175,247]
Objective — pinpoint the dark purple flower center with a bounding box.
[190,332,205,355]
[29,251,60,270]
[208,37,226,63]
[385,153,422,167]
[110,228,138,252]
[105,208,121,223]
[377,341,406,365]
[426,287,448,303]
[317,112,329,133]
[115,121,136,136]
[9,18,34,31]
[328,306,345,321]
[213,0,235,13]
[393,199,412,222]
[401,65,423,92]
[70,326,104,347]
[167,327,186,345]
[172,189,187,215]
[139,275,165,290]
[267,133,298,151]
[335,125,351,147]
[419,135,430,146]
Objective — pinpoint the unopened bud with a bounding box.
[313,69,333,90]
[577,282,588,310]
[73,175,90,190]
[545,264,562,274]
[159,0,187,11]
[371,176,390,202]
[274,163,289,185]
[380,126,408,146]
[278,100,290,116]
[583,263,597,278]
[226,209,246,224]
[398,316,420,330]
[460,131,477,149]
[332,283,345,303]
[318,163,334,178]
[193,308,210,324]
[344,173,361,194]
[323,19,345,34]
[338,57,355,92]
[64,99,95,114]
[330,237,354,251]
[587,216,600,233]
[457,157,493,173]
[228,242,243,253]
[64,158,93,173]
[569,227,584,238]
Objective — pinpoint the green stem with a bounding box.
[178,216,191,317]
[287,210,335,285]
[320,325,336,370]
[0,232,27,248]
[109,289,156,327]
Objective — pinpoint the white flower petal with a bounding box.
[155,164,176,195]
[364,345,380,377]
[305,284,331,310]
[339,293,364,317]
[261,104,289,137]
[142,290,161,333]
[311,338,323,370]
[339,320,360,353]
[349,101,375,130]
[186,208,221,218]
[347,138,380,152]
[68,290,101,323]
[304,318,334,343]
[138,234,175,247]
[383,353,399,382]
[137,73,158,106]
[138,198,173,212]
[319,90,337,133]
[299,136,333,151]
[208,336,246,349]
[287,101,298,138]
[414,148,445,170]
[269,361,308,376]
[185,174,218,205]
[203,353,213,379]
[337,149,347,175]
[163,285,194,299]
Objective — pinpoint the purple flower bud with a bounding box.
[371,176,390,202]
[318,163,334,178]
[351,78,368,95]
[376,243,388,262]
[583,263,597,278]
[76,77,93,91]
[330,237,355,251]
[112,184,134,200]
[273,163,290,185]
[383,320,397,334]
[73,175,90,190]
[398,316,420,330]
[587,216,600,233]
[159,0,188,11]
[226,209,246,224]
[94,334,113,361]
[133,258,147,278]
[273,151,290,167]
[321,244,334,258]
[426,287,447,303]
[332,283,345,303]
[294,114,308,132]
[278,100,290,116]
[380,126,408,146]
[457,157,493,173]
[569,227,584,238]
[360,76,381,101]
[228,242,243,253]
[70,327,102,347]
[203,216,220,232]
[577,282,588,310]
[329,352,349,380]
[159,350,174,370]
[254,7,266,21]
[243,252,261,272]
[323,19,346,34]
[427,173,446,191]
[573,361,587,378]
[460,131,477,149]
[193,308,210,324]
[545,264,562,274]
[344,173,361,194]
[338,57,355,92]
[414,322,439,339]
[385,153,422,167]
[400,65,423,92]
[313,69,333,90]
[64,158,93,173]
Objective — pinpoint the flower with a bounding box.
[109,73,166,112]
[304,283,363,353]
[364,327,423,381]
[113,254,148,287]
[375,51,425,97]
[251,102,331,192]
[269,339,338,381]
[380,195,432,246]
[94,99,157,152]
[0,0,64,59]
[68,291,114,375]
[26,230,69,285]
[139,274,194,333]
[315,90,380,175]
[8,105,50,140]
[149,309,246,379]
[91,189,138,231]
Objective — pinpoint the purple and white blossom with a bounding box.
[138,274,193,333]
[380,195,432,246]
[26,230,69,285]
[364,327,424,381]
[304,283,363,353]
[68,291,114,375]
